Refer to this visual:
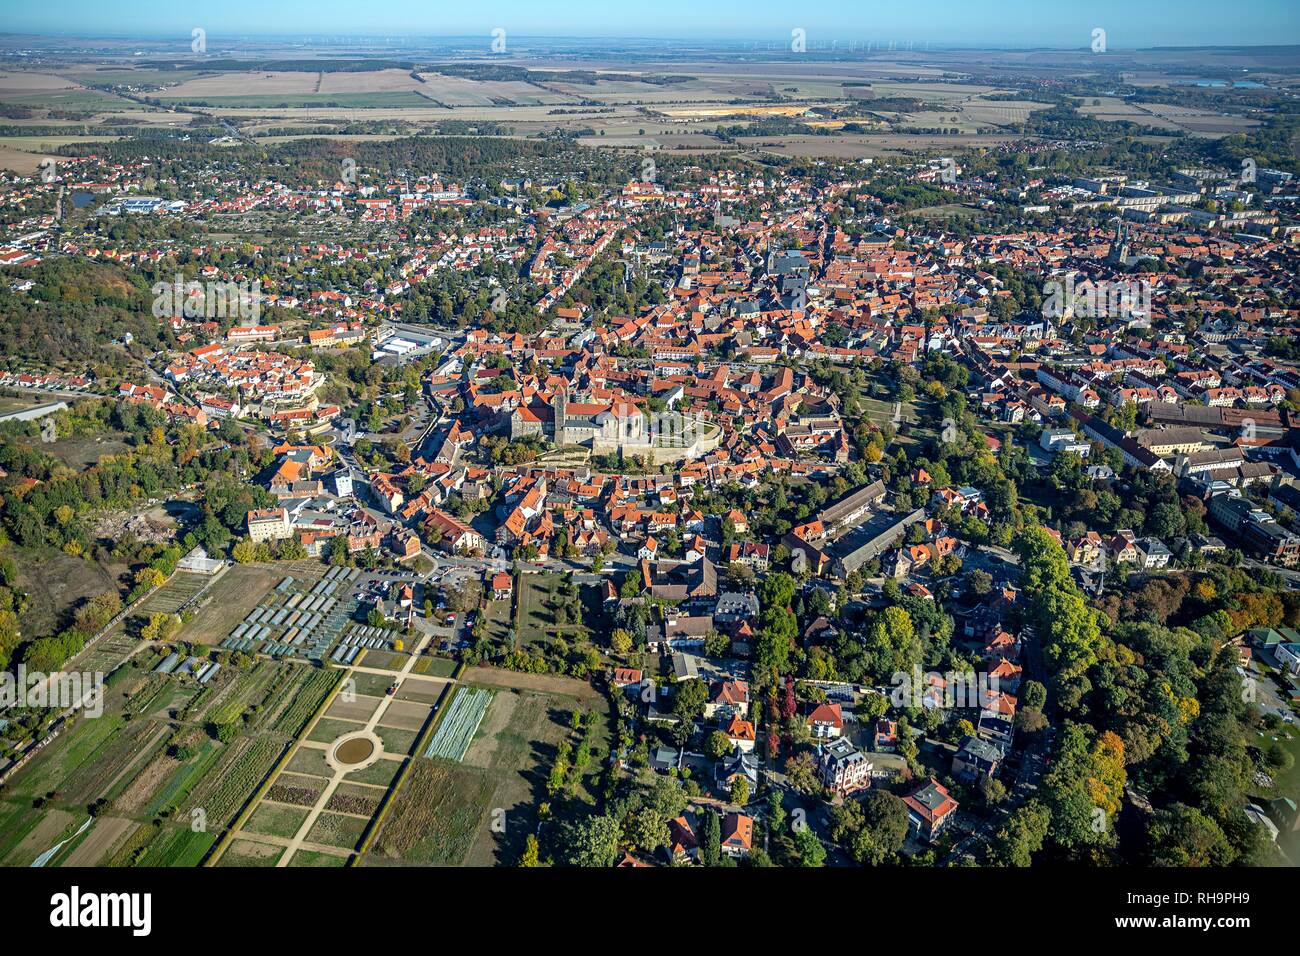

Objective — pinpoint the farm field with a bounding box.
[367,757,495,865]
[0,644,332,867]
[178,562,288,645]
[205,637,446,866]
[411,655,459,678]
[365,667,610,866]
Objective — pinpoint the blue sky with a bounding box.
[2,0,1298,47]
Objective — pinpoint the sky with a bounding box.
[1,0,1298,48]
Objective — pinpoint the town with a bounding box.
[0,7,1296,894]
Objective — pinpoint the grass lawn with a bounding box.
[345,758,403,788]
[516,573,591,648]
[349,670,401,697]
[308,717,367,744]
[285,746,334,779]
[373,724,420,756]
[1261,726,1300,863]
[244,802,312,839]
[412,656,458,678]
[482,597,514,645]
[360,650,410,671]
[288,848,350,867]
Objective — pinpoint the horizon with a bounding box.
[1,0,1298,49]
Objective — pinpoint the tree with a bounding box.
[760,572,797,610]
[1043,722,1118,851]
[624,806,669,852]
[518,833,541,867]
[559,814,621,867]
[965,569,993,596]
[609,628,633,655]
[140,612,181,642]
[647,775,687,821]
[857,692,889,721]
[672,678,708,720]
[730,777,750,807]
[231,538,258,564]
[703,630,730,657]
[784,752,820,793]
[830,789,908,865]
[1145,804,1232,867]
[699,809,721,866]
[706,729,733,760]
[793,827,825,867]
[863,605,920,679]
[754,605,797,680]
[766,791,786,834]
[1021,680,1047,711]
[991,801,1051,867]
[1013,525,1101,710]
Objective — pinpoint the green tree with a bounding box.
[559,814,621,867]
[672,678,708,720]
[699,809,721,866]
[1145,804,1233,867]
[990,801,1050,867]
[793,827,826,867]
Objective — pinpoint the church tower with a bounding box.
[551,387,568,445]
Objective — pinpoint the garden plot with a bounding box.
[394,676,449,705]
[423,686,494,762]
[377,699,433,733]
[324,693,382,724]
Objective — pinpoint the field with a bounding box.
[0,50,1282,179]
[0,625,338,867]
[368,757,495,865]
[13,546,126,639]
[515,572,592,648]
[205,627,450,866]
[1076,97,1260,137]
[364,667,609,866]
[77,572,213,675]
[42,431,132,469]
[178,562,284,645]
